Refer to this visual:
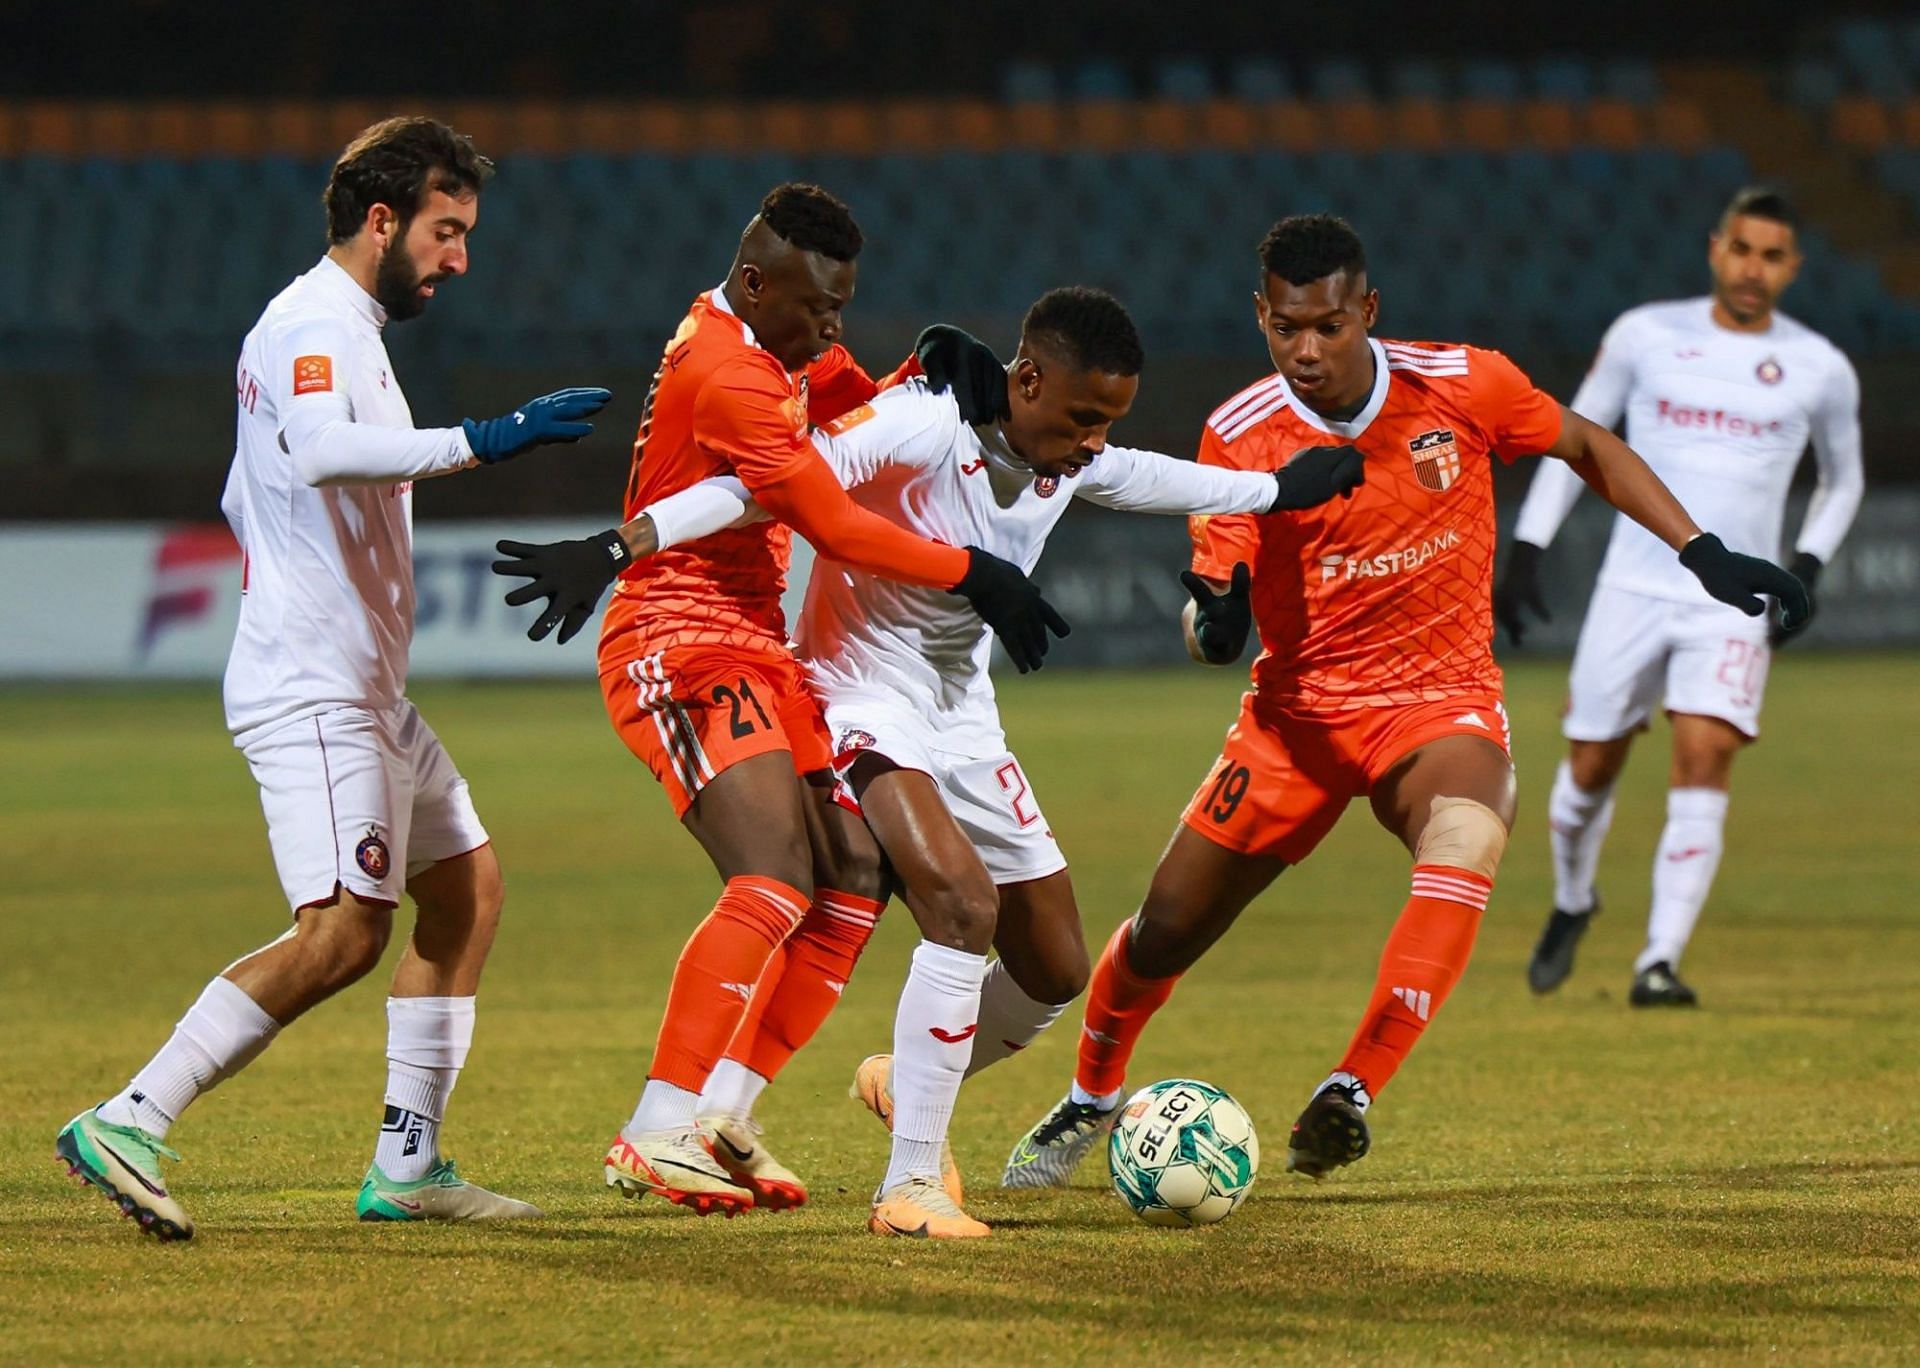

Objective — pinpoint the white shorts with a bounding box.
[1564,584,1772,742]
[822,693,1066,886]
[241,701,490,911]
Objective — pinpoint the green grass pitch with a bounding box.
[2,657,1916,1362]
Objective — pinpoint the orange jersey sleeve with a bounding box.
[753,453,970,589]
[691,352,822,487]
[805,343,880,425]
[1464,346,1564,462]
[1188,422,1262,582]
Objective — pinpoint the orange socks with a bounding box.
[1073,918,1181,1101]
[647,875,808,1092]
[725,889,884,1082]
[1336,864,1491,1097]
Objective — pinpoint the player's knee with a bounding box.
[1025,946,1090,1005]
[1568,739,1630,791]
[921,872,999,954]
[299,899,392,988]
[1414,796,1509,879]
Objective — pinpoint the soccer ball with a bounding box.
[1108,1078,1259,1227]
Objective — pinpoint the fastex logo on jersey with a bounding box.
[1408,429,1461,492]
[1319,527,1462,582]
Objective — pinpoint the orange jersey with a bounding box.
[608,288,880,650]
[1190,338,1563,712]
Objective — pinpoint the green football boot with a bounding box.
[56,1106,193,1241]
[356,1158,543,1222]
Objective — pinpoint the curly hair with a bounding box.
[323,116,492,244]
[1021,286,1144,376]
[1258,214,1367,286]
[759,182,864,261]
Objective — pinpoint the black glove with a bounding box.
[1269,445,1365,511]
[491,529,631,644]
[1769,552,1823,648]
[951,546,1070,673]
[462,387,612,464]
[916,325,1010,424]
[1493,540,1550,645]
[1678,533,1811,628]
[1179,562,1253,665]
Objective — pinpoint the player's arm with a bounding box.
[1073,443,1362,516]
[1175,427,1261,666]
[1773,355,1865,645]
[275,320,609,487]
[625,393,944,554]
[274,320,610,488]
[1548,408,1808,627]
[1495,320,1635,642]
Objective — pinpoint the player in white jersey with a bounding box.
[56,117,611,1239]
[628,288,1364,1235]
[1496,187,1863,1006]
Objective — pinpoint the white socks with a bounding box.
[374,996,475,1182]
[1069,1081,1124,1110]
[883,941,988,1194]
[697,1058,769,1124]
[963,960,1068,1079]
[1548,759,1615,915]
[628,1079,701,1137]
[1640,788,1729,973]
[99,977,281,1139]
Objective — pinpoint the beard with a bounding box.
[374,236,440,321]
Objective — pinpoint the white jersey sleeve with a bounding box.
[642,383,954,550]
[269,315,475,487]
[1511,311,1639,549]
[1072,444,1275,515]
[1511,456,1587,550]
[1796,352,1865,562]
[644,475,760,550]
[808,380,953,484]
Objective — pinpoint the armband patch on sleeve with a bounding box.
[293,355,334,395]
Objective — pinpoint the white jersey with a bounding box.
[222,257,477,741]
[1514,297,1863,606]
[644,379,1276,755]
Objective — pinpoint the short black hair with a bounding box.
[1021,286,1145,376]
[324,116,492,244]
[759,182,864,261]
[1721,185,1799,232]
[1258,214,1367,286]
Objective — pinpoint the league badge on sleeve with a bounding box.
[355,826,391,880]
[1408,428,1461,493]
[293,355,334,395]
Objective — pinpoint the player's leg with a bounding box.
[1531,586,1668,993]
[698,771,892,1209]
[1006,704,1337,1188]
[849,750,998,1237]
[349,705,537,1220]
[598,648,821,1214]
[847,747,1072,1208]
[970,870,1087,1077]
[1632,617,1766,1006]
[59,708,407,1239]
[1287,724,1513,1179]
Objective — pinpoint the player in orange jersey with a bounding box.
[491,184,1064,1215]
[1004,214,1808,1188]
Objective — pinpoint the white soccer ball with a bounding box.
[1108,1078,1259,1227]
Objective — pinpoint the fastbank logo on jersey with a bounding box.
[1654,398,1785,438]
[1319,527,1462,582]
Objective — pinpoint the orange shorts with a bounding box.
[599,635,832,818]
[1180,690,1511,864]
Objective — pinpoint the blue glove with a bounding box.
[463,387,612,465]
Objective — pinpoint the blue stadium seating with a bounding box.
[3,144,1915,369]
